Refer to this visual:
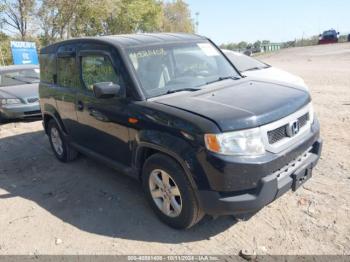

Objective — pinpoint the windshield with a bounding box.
[0,68,40,87]
[321,30,337,39]
[127,42,240,98]
[323,30,336,37]
[223,50,269,72]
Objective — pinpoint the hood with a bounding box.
[152,78,311,132]
[0,83,39,100]
[243,67,308,91]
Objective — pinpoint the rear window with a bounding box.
[57,56,79,88]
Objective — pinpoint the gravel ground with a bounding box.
[0,43,349,255]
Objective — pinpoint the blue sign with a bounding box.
[10,41,39,65]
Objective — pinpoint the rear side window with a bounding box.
[81,55,119,91]
[39,53,56,84]
[57,56,79,88]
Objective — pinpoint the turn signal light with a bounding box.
[128,117,138,124]
[204,134,221,153]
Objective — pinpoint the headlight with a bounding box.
[0,98,22,105]
[204,127,265,156]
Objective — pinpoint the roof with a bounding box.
[40,33,207,54]
[0,64,39,72]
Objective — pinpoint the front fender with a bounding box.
[134,130,210,190]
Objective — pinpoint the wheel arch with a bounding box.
[43,111,67,136]
[135,142,198,190]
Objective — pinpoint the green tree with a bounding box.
[106,0,163,34]
[253,40,261,49]
[38,0,163,43]
[237,41,248,50]
[0,32,12,65]
[161,0,194,33]
[38,0,80,44]
[0,0,36,40]
[70,0,117,37]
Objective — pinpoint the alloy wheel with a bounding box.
[148,169,182,217]
[50,127,63,156]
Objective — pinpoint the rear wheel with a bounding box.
[142,153,204,229]
[47,120,78,162]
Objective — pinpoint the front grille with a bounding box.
[267,124,288,144]
[267,113,310,144]
[298,113,309,128]
[27,97,39,103]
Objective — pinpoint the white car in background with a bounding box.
[222,49,308,91]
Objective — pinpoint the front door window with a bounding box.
[81,55,119,91]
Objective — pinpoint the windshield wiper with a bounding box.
[205,76,240,86]
[166,87,200,94]
[6,76,32,84]
[23,76,40,80]
[243,66,266,72]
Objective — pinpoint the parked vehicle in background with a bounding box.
[348,34,350,42]
[0,65,41,123]
[39,33,322,229]
[318,29,339,44]
[222,49,308,90]
[243,49,252,56]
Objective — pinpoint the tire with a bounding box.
[47,119,78,162]
[142,153,204,229]
[0,113,7,124]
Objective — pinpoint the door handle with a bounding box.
[77,100,84,111]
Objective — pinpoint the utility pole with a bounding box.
[195,12,200,33]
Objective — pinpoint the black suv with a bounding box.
[39,33,322,229]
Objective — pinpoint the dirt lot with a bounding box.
[0,43,349,255]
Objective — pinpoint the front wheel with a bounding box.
[0,113,7,124]
[142,153,204,229]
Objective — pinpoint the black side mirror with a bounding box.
[93,82,121,99]
[337,32,340,35]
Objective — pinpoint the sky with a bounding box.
[185,0,350,44]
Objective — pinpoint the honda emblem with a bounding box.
[287,120,300,137]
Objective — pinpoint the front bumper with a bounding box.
[0,103,41,119]
[198,139,322,216]
[196,117,322,216]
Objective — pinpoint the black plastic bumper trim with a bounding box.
[198,139,323,216]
